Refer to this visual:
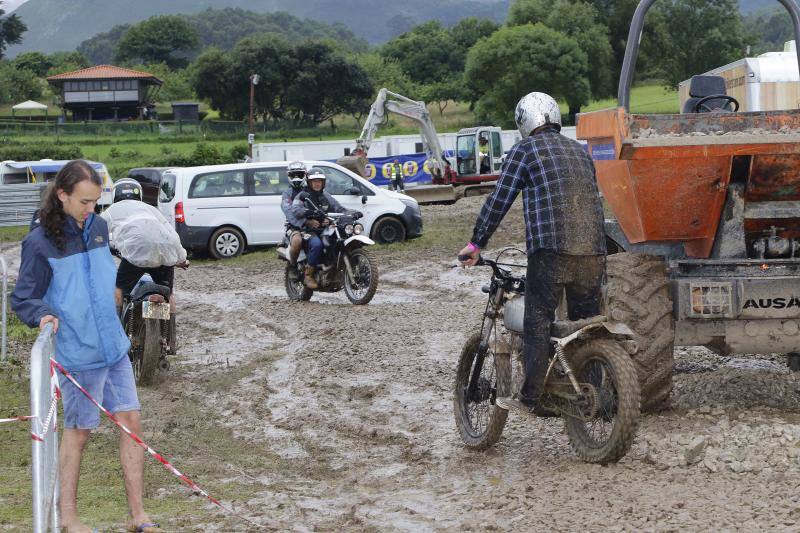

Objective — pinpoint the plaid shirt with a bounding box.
[471,129,605,256]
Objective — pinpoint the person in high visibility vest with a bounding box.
[478,133,491,174]
[390,159,405,192]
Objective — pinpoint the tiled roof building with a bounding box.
[47,65,163,121]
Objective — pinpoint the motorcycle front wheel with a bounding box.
[562,340,640,464]
[343,248,378,305]
[284,263,312,301]
[134,317,161,386]
[453,331,511,450]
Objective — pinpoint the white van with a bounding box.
[157,160,423,258]
[0,159,114,207]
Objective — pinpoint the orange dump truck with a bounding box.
[576,0,800,410]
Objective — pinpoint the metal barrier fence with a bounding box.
[30,323,59,532]
[0,119,248,137]
[0,183,45,228]
[1,255,6,361]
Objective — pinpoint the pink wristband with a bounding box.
[467,242,479,253]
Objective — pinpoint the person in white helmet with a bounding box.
[281,161,308,279]
[458,91,606,414]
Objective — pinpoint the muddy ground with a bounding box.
[5,197,800,531]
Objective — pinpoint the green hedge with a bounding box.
[0,143,83,161]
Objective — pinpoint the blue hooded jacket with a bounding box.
[12,214,131,371]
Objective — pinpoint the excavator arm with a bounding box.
[339,88,446,179]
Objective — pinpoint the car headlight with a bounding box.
[353,223,364,235]
[344,224,354,236]
[399,197,418,208]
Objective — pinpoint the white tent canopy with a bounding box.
[12,100,48,110]
[11,100,48,120]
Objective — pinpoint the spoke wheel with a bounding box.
[343,249,378,305]
[563,340,640,464]
[284,263,312,301]
[453,330,511,450]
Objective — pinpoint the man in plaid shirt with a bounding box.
[459,91,606,413]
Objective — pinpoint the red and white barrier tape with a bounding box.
[49,358,268,530]
[2,361,60,441]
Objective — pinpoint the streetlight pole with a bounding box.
[248,73,260,159]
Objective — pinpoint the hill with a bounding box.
[5,0,509,55]
[76,8,368,65]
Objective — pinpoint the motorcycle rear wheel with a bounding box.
[134,317,161,386]
[285,264,312,301]
[343,248,378,305]
[453,331,511,450]
[562,340,640,464]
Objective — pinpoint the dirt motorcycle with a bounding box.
[120,274,176,386]
[453,250,641,464]
[277,199,379,305]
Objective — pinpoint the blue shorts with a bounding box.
[58,356,141,430]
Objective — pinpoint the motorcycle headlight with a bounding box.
[354,223,364,235]
[344,224,354,236]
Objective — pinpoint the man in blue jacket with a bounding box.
[13,160,162,533]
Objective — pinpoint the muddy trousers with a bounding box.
[521,251,606,400]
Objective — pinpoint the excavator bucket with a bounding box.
[404,184,457,205]
[336,154,368,177]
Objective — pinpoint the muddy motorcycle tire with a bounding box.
[135,318,161,386]
[606,253,674,412]
[453,331,511,450]
[562,339,640,464]
[284,264,312,301]
[343,248,378,305]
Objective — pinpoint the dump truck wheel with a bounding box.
[606,253,674,412]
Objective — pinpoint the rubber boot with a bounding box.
[304,265,319,289]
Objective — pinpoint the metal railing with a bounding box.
[1,255,6,361]
[0,183,45,228]
[30,323,59,532]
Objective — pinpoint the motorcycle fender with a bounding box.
[344,235,375,247]
[277,246,290,261]
[601,322,635,338]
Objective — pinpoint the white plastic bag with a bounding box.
[101,201,187,268]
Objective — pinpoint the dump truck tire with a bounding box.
[606,253,674,412]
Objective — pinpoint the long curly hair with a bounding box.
[39,160,102,252]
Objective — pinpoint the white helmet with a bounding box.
[306,167,326,188]
[287,160,307,188]
[515,92,561,138]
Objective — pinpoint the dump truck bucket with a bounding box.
[404,184,457,205]
[336,154,368,177]
[577,107,800,257]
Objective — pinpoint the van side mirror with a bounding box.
[361,195,368,205]
[349,186,361,195]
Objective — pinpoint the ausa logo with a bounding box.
[743,297,800,309]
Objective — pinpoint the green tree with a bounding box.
[449,17,499,70]
[657,0,749,86]
[191,47,234,117]
[13,51,52,76]
[508,0,615,98]
[115,15,199,69]
[0,1,26,59]
[464,23,590,126]
[285,40,374,126]
[130,63,195,102]
[381,21,458,86]
[0,62,42,105]
[357,53,417,97]
[78,24,130,65]
[745,8,792,55]
[46,51,90,76]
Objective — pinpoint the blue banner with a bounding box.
[361,153,439,186]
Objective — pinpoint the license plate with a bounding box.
[141,301,170,320]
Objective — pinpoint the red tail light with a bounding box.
[174,201,185,223]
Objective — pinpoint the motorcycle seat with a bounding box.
[130,281,171,302]
[551,315,607,338]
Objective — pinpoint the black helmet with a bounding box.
[306,167,326,188]
[112,178,143,203]
[287,160,307,189]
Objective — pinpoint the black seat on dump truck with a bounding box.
[682,75,736,113]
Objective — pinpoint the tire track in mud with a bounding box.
[122,198,800,529]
